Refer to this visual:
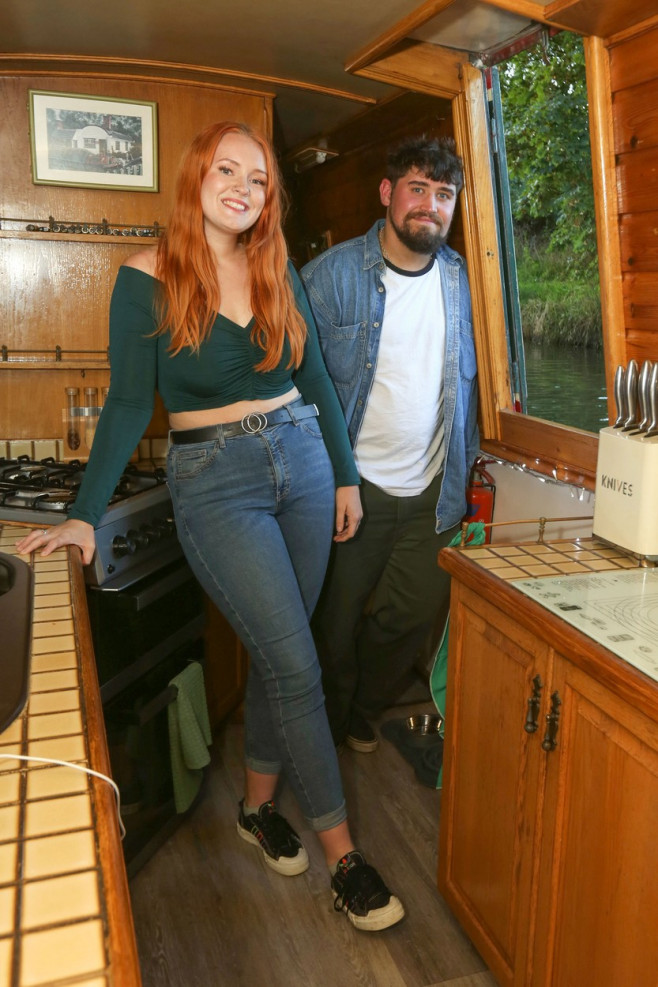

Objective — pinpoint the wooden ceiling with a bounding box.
[0,0,655,153]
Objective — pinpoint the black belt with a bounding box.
[169,402,319,445]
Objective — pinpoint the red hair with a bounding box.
[155,121,306,371]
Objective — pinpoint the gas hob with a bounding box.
[0,456,181,587]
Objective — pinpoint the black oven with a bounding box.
[86,557,207,875]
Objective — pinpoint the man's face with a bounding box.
[380,167,458,254]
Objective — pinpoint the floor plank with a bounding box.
[129,700,498,987]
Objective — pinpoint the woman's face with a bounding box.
[200,131,268,241]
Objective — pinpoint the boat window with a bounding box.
[490,32,606,435]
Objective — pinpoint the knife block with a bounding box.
[593,427,658,557]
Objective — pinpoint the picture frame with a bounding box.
[28,90,159,192]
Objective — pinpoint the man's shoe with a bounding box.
[237,799,309,876]
[345,712,379,753]
[331,850,405,931]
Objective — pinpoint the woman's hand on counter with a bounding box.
[333,485,363,543]
[15,519,96,565]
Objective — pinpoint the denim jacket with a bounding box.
[301,219,480,533]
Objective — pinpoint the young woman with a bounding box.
[17,121,404,932]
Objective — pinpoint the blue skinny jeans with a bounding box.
[167,401,347,831]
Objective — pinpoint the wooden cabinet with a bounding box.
[438,550,658,987]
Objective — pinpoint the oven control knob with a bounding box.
[154,517,176,537]
[112,533,136,557]
[127,527,150,551]
[141,522,160,542]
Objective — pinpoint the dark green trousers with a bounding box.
[311,472,457,745]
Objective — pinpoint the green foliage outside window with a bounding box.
[499,31,602,348]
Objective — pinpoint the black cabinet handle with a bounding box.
[524,674,543,734]
[541,691,562,752]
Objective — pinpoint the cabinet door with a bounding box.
[534,659,658,987]
[439,584,551,987]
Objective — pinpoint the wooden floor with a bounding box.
[129,699,497,987]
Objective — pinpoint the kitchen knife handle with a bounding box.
[623,358,639,429]
[613,364,626,427]
[644,362,658,438]
[637,360,653,431]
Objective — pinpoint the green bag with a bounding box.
[429,521,486,787]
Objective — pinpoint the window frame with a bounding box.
[354,34,624,492]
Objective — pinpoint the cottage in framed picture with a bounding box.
[29,90,158,191]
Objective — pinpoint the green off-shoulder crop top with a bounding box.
[69,263,359,527]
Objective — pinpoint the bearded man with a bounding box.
[301,135,480,752]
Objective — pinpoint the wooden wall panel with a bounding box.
[285,93,461,265]
[619,212,658,272]
[615,146,658,216]
[0,238,134,354]
[626,330,658,361]
[612,78,658,155]
[1,369,109,444]
[622,272,658,330]
[608,26,658,94]
[0,72,271,443]
[0,75,269,225]
[606,21,658,366]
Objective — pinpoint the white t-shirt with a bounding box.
[354,257,445,496]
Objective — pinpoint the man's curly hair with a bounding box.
[386,134,464,194]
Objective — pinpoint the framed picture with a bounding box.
[28,90,158,192]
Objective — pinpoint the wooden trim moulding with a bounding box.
[69,551,142,987]
[485,410,599,488]
[583,35,626,416]
[0,53,376,105]
[606,11,658,47]
[345,0,459,73]
[452,61,510,442]
[350,31,602,480]
[352,44,511,442]
[353,39,468,99]
[476,0,577,33]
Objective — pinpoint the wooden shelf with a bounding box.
[0,359,110,370]
[0,229,159,244]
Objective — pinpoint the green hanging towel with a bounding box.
[429,521,486,787]
[168,661,212,813]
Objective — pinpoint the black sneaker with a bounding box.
[237,800,309,876]
[346,712,379,753]
[331,850,405,931]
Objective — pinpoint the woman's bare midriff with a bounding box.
[168,386,300,431]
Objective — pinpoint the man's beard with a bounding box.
[390,211,448,254]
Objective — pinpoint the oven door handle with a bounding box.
[123,684,179,726]
[132,565,196,611]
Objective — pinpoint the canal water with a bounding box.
[523,343,608,435]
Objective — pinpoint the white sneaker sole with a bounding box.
[237,822,309,876]
[333,892,405,931]
[345,734,379,753]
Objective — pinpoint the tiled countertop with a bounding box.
[441,536,658,705]
[0,524,140,987]
[455,537,640,581]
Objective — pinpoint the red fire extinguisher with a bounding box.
[464,456,495,542]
